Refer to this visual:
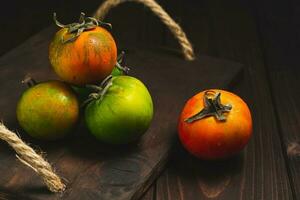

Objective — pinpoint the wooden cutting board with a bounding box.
[0,26,243,200]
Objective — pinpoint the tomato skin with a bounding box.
[85,76,153,144]
[178,89,252,160]
[49,26,117,85]
[16,81,79,140]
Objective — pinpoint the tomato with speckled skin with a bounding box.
[178,89,252,160]
[16,81,79,140]
[49,26,117,85]
[85,76,153,144]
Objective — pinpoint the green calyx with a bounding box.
[82,75,114,107]
[53,12,112,43]
[185,90,232,123]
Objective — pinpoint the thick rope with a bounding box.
[94,0,195,61]
[0,122,65,193]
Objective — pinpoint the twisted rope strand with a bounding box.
[94,0,195,61]
[0,123,65,193]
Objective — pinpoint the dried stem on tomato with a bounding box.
[81,75,114,107]
[53,12,112,43]
[185,90,232,123]
[116,51,130,74]
[22,76,37,88]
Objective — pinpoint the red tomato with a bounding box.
[178,89,252,160]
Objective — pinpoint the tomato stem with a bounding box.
[81,75,114,108]
[185,91,232,123]
[85,84,102,92]
[116,62,130,75]
[53,12,112,43]
[115,51,130,74]
[117,51,125,63]
[22,75,37,88]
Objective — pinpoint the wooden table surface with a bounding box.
[0,0,299,199]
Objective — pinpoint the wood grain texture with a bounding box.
[1,0,298,199]
[268,70,300,199]
[250,0,300,198]
[0,25,241,200]
[141,0,294,199]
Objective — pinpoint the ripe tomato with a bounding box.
[178,89,252,160]
[16,80,79,140]
[84,76,153,144]
[49,13,117,85]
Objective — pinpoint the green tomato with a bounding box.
[85,76,153,144]
[16,81,79,140]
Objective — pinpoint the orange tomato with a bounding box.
[17,80,79,140]
[49,26,117,85]
[178,89,252,160]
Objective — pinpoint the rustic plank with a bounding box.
[268,70,300,198]
[0,24,242,200]
[250,0,300,198]
[138,183,156,200]
[143,0,294,199]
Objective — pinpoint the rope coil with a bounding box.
[94,0,195,61]
[0,123,65,193]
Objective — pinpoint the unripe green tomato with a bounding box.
[16,81,79,140]
[85,76,153,144]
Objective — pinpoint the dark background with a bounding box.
[0,0,299,199]
[1,0,299,69]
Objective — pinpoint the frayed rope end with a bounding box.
[0,121,66,193]
[287,142,300,157]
